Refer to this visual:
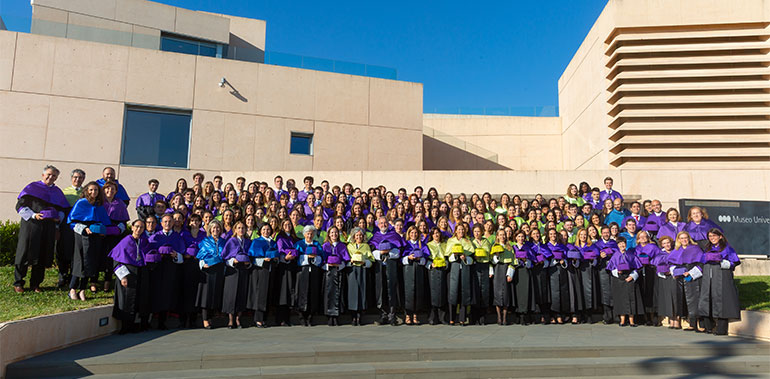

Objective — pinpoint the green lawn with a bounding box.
[1,268,768,323]
[0,267,113,323]
[735,276,770,312]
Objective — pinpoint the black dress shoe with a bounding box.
[629,324,638,327]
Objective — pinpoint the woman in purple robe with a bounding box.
[684,206,723,251]
[545,228,569,324]
[101,181,131,292]
[529,229,552,324]
[608,236,643,327]
[667,231,705,332]
[68,182,111,300]
[221,221,251,329]
[512,231,536,325]
[574,228,600,323]
[402,226,429,325]
[656,208,685,241]
[273,219,298,326]
[294,225,324,326]
[322,226,350,326]
[653,236,677,328]
[697,229,741,335]
[109,219,150,334]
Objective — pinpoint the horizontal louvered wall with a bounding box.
[605,22,770,168]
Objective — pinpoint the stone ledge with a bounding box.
[0,305,117,378]
[730,310,770,341]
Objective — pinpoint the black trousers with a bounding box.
[14,264,45,288]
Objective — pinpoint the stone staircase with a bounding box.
[7,321,769,378]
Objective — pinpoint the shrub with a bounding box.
[0,220,20,266]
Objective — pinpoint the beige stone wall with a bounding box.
[422,114,563,170]
[0,29,424,221]
[558,0,770,170]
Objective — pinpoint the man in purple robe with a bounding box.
[14,165,70,293]
[599,177,623,204]
[136,179,166,220]
[368,217,406,325]
[642,199,666,236]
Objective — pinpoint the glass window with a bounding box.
[121,107,191,168]
[290,133,313,155]
[160,33,220,58]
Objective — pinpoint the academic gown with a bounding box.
[608,249,644,315]
[135,192,166,220]
[221,236,252,314]
[110,234,150,321]
[635,243,661,313]
[177,229,204,314]
[668,245,705,320]
[491,245,515,308]
[347,242,374,312]
[576,243,601,311]
[322,241,350,316]
[368,228,406,310]
[68,198,112,279]
[446,237,475,307]
[274,234,298,307]
[195,237,226,311]
[564,244,586,314]
[656,222,685,241]
[147,230,186,313]
[512,243,537,313]
[652,250,674,317]
[684,220,723,250]
[530,242,553,308]
[294,239,324,313]
[427,241,448,308]
[594,240,619,308]
[697,244,741,320]
[402,240,429,313]
[15,182,69,272]
[471,239,492,309]
[102,198,131,275]
[248,237,278,313]
[546,242,571,314]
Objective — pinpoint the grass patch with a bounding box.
[736,275,770,312]
[0,267,113,323]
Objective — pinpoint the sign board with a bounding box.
[679,199,770,256]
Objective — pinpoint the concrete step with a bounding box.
[8,338,770,378]
[30,355,770,378]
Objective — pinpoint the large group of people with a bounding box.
[14,166,741,336]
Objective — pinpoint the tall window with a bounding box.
[290,132,313,155]
[121,106,191,168]
[160,33,225,58]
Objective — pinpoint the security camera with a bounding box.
[218,77,227,87]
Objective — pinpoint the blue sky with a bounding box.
[1,0,607,114]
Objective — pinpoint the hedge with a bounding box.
[0,220,20,266]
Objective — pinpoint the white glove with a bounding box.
[551,259,558,267]
[542,259,550,268]
[465,256,474,265]
[629,271,639,281]
[364,260,372,269]
[198,260,206,270]
[254,257,265,267]
[720,260,731,270]
[657,272,666,279]
[401,256,410,265]
[506,266,515,278]
[426,262,432,270]
[448,254,457,263]
[373,250,383,261]
[492,255,500,264]
[227,258,236,268]
[174,253,184,264]
[489,265,494,276]
[669,266,676,277]
[611,268,619,278]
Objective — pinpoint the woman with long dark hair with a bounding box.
[698,228,741,335]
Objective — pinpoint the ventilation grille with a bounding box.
[605,23,770,168]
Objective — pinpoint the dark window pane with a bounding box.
[122,108,190,168]
[198,44,217,57]
[290,134,312,155]
[160,36,198,56]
